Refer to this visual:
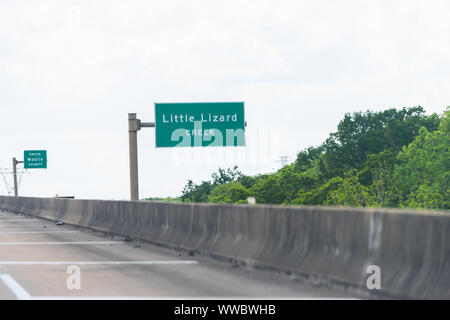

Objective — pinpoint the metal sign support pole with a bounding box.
[12,157,23,197]
[128,113,154,201]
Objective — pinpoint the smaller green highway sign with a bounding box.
[24,150,47,169]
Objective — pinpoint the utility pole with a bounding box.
[12,157,23,197]
[128,113,154,201]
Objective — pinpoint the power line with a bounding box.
[0,167,29,195]
[0,172,13,195]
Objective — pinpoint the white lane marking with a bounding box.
[32,296,153,300]
[0,231,80,234]
[0,220,40,222]
[0,274,31,300]
[0,241,123,246]
[0,270,356,301]
[0,260,198,266]
[0,225,41,228]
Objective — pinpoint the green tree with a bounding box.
[319,107,440,179]
[326,170,370,207]
[358,150,397,186]
[181,180,213,203]
[181,166,243,203]
[358,150,397,207]
[292,176,344,205]
[249,175,284,204]
[405,183,447,209]
[208,182,250,204]
[237,174,260,189]
[391,109,450,209]
[274,163,320,204]
[179,107,448,210]
[211,166,243,186]
[295,146,325,172]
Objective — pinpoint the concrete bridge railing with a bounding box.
[0,196,448,299]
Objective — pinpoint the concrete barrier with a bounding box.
[0,196,448,299]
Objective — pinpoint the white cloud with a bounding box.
[0,0,449,199]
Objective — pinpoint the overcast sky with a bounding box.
[1,0,449,200]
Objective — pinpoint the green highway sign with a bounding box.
[154,102,246,148]
[24,150,47,169]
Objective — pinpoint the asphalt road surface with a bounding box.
[0,209,360,300]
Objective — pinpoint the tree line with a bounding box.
[172,106,449,210]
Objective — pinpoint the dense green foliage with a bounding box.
[143,196,182,203]
[208,182,250,204]
[179,107,449,210]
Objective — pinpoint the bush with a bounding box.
[208,182,250,204]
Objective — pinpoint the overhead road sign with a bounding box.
[154,102,246,148]
[127,102,247,200]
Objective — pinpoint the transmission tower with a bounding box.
[276,156,291,168]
